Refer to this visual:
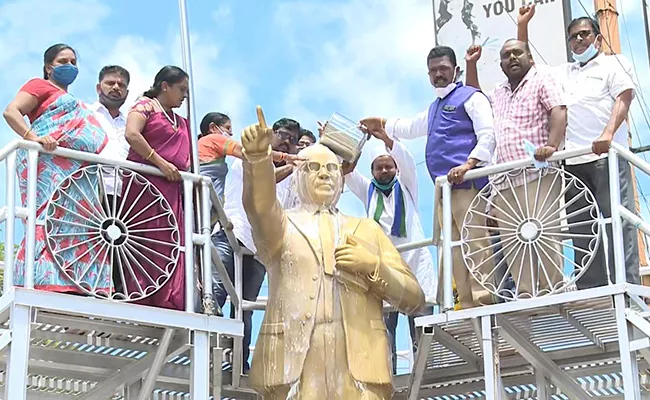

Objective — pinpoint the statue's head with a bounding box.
[293,144,343,208]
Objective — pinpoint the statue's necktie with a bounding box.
[319,211,335,276]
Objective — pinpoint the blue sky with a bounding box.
[0,0,649,374]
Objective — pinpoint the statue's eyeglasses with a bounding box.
[303,161,340,173]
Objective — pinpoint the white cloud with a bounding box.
[274,0,435,120]
[0,0,251,145]
[271,0,435,173]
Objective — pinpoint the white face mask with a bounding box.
[572,43,599,63]
[434,70,458,98]
[218,125,232,137]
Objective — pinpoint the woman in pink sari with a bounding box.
[123,66,190,311]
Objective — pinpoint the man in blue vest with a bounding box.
[361,45,496,309]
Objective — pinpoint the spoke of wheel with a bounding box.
[533,169,560,221]
[51,203,101,228]
[465,224,517,232]
[120,245,158,287]
[128,227,176,234]
[528,242,542,297]
[83,169,112,221]
[493,242,523,297]
[543,207,596,229]
[522,173,532,219]
[70,174,106,220]
[465,232,518,259]
[505,174,527,220]
[56,189,103,225]
[479,191,520,223]
[537,237,583,275]
[536,179,574,222]
[513,241,527,299]
[123,197,165,227]
[127,237,177,266]
[549,233,598,239]
[117,246,145,294]
[530,171,544,218]
[123,240,170,276]
[463,231,517,244]
[59,238,105,270]
[128,233,178,249]
[468,205,519,228]
[127,212,175,230]
[114,246,129,299]
[473,236,522,284]
[49,218,102,231]
[53,235,102,255]
[531,242,557,294]
[541,235,591,256]
[116,173,137,220]
[78,240,109,289]
[534,240,571,283]
[91,242,113,295]
[49,231,101,238]
[492,184,525,223]
[119,181,148,223]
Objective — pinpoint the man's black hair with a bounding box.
[426,46,457,66]
[98,65,131,85]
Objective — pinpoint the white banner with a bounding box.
[433,0,571,91]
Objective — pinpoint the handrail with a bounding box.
[5,139,208,184]
[429,146,595,248]
[433,146,595,186]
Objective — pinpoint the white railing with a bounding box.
[435,146,594,310]
[0,139,242,315]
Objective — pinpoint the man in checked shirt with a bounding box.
[464,40,568,299]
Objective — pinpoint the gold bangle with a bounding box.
[22,128,32,138]
[145,149,155,161]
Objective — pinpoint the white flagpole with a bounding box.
[178,0,200,173]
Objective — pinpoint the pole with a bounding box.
[643,0,650,69]
[594,0,650,271]
[178,0,200,173]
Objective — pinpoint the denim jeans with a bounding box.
[212,230,266,371]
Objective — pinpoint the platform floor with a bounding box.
[394,287,650,399]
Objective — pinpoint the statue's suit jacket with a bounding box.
[242,149,425,390]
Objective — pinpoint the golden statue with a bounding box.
[241,107,425,399]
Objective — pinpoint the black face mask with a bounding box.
[99,90,127,110]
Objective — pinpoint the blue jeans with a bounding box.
[212,230,266,371]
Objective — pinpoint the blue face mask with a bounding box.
[572,43,599,64]
[51,64,79,86]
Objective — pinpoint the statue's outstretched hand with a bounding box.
[242,105,273,155]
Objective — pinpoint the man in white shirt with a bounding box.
[518,6,640,289]
[361,46,496,309]
[90,65,130,291]
[92,66,130,180]
[212,117,300,372]
[344,131,436,374]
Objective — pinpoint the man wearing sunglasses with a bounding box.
[517,5,639,290]
[241,109,424,399]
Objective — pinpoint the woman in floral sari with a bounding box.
[123,66,190,311]
[2,43,109,293]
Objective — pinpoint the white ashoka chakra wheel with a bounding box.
[44,164,181,302]
[460,167,601,301]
